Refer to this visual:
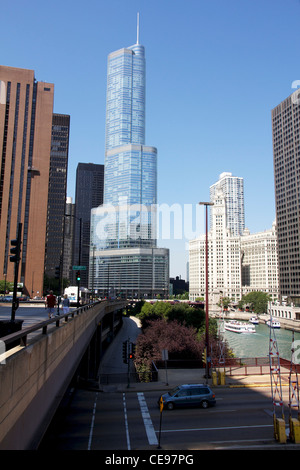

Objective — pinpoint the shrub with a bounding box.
[134,319,202,372]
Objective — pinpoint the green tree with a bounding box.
[238,291,271,314]
[218,296,232,309]
[0,280,14,294]
[137,302,167,329]
[166,303,205,331]
[137,301,208,332]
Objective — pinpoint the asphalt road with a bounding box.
[39,385,298,451]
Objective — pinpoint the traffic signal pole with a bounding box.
[122,339,136,388]
[10,223,22,322]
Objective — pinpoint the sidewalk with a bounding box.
[98,367,273,393]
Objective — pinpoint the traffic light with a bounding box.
[129,343,136,360]
[122,341,128,364]
[76,271,81,282]
[55,265,61,279]
[10,238,21,263]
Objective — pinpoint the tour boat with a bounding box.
[266,319,281,329]
[249,316,259,324]
[224,320,256,334]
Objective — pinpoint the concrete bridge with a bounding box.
[0,300,127,450]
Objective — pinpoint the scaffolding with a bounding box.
[269,316,285,442]
[211,307,226,386]
[288,331,299,416]
[288,331,300,442]
[217,311,226,368]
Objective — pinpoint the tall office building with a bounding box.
[90,17,169,298]
[189,192,278,303]
[189,189,242,303]
[0,66,54,297]
[272,88,300,301]
[73,163,104,287]
[44,114,70,280]
[210,172,245,236]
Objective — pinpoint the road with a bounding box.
[39,374,299,451]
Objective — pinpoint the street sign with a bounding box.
[159,396,164,413]
[72,265,86,270]
[162,349,168,361]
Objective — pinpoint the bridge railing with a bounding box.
[0,301,102,351]
[0,299,127,449]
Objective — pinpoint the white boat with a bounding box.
[249,316,259,324]
[224,320,256,334]
[266,319,281,329]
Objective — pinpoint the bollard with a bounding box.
[212,370,217,386]
[289,417,300,443]
[218,370,226,386]
[274,417,286,443]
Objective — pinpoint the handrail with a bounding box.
[1,301,102,349]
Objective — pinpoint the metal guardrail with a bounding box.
[1,301,102,349]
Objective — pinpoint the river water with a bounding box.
[220,321,300,360]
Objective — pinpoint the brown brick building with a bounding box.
[0,65,54,297]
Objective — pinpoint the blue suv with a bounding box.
[159,384,216,410]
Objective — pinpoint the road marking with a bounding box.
[137,392,158,445]
[215,441,294,450]
[87,392,98,450]
[157,424,274,433]
[123,393,131,450]
[211,438,275,444]
[264,408,274,417]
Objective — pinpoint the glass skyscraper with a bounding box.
[90,18,169,298]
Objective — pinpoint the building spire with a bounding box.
[137,12,140,44]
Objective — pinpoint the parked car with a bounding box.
[1,295,14,302]
[158,384,216,410]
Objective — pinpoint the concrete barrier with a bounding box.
[0,301,126,449]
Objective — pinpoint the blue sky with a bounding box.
[1,0,300,278]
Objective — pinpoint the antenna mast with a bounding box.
[137,12,140,44]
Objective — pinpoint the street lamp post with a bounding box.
[199,202,214,380]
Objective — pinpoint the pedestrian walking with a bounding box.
[45,290,57,318]
[62,294,70,314]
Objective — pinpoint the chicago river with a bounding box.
[222,320,300,360]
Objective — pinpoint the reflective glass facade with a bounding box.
[105,44,145,150]
[90,32,169,298]
[103,43,157,240]
[102,38,157,248]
